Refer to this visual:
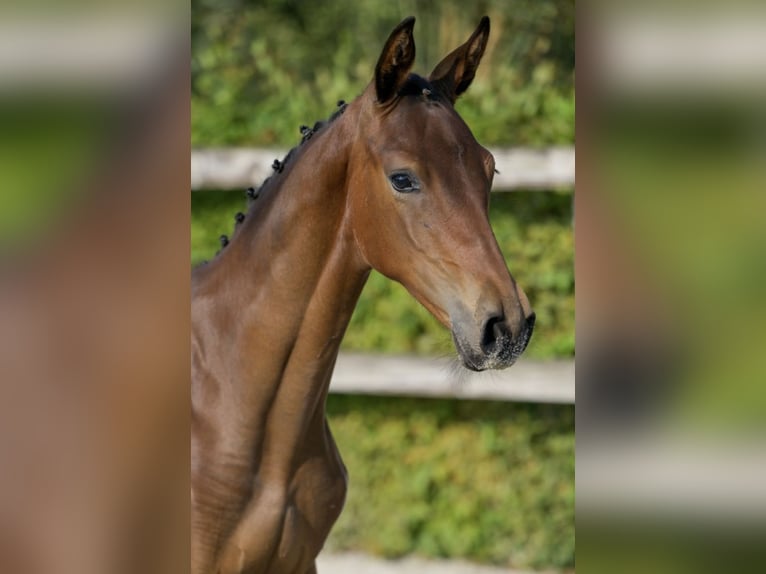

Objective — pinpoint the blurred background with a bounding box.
[0,2,190,573]
[192,0,574,572]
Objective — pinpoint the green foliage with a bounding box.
[459,73,574,147]
[490,192,575,358]
[325,395,575,570]
[191,191,574,359]
[191,190,245,264]
[192,0,574,147]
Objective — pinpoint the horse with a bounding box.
[191,16,535,574]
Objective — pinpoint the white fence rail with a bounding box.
[329,354,575,403]
[191,147,575,192]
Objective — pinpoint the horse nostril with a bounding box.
[526,312,536,335]
[481,315,508,354]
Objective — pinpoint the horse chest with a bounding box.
[213,452,347,574]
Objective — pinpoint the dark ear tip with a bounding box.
[393,16,415,39]
[400,16,416,30]
[478,15,490,34]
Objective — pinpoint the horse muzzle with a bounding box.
[452,312,536,371]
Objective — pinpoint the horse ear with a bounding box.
[375,17,416,104]
[429,16,490,103]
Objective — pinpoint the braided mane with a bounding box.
[212,99,350,256]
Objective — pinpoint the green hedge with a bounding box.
[191,190,573,359]
[192,0,574,148]
[325,395,575,570]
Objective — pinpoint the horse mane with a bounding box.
[208,99,350,257]
[397,73,442,103]
[248,99,349,201]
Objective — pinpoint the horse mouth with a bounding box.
[451,332,519,372]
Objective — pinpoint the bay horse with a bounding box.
[191,16,535,574]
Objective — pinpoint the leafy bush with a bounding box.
[192,0,574,148]
[325,395,575,570]
[190,190,242,264]
[191,190,573,359]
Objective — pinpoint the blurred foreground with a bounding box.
[0,3,189,573]
[578,1,766,572]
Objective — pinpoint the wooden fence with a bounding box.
[191,146,575,191]
[330,354,574,403]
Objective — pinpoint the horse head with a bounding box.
[347,17,535,371]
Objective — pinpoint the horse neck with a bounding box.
[193,106,369,447]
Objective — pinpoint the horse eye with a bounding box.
[389,172,419,193]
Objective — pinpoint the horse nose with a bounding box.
[480,312,536,359]
[480,314,510,355]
